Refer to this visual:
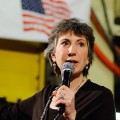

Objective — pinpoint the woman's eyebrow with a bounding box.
[60,38,70,42]
[76,38,86,42]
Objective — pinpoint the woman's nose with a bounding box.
[68,46,76,56]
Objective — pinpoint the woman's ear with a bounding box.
[51,53,56,62]
[86,57,90,65]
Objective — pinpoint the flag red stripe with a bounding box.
[23,21,53,30]
[51,0,68,5]
[24,27,50,36]
[23,13,53,22]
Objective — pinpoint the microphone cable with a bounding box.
[54,113,61,120]
[40,95,53,120]
[40,86,60,120]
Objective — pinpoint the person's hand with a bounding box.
[50,85,76,120]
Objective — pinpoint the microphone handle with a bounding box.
[62,70,72,87]
[58,104,65,114]
[58,70,72,114]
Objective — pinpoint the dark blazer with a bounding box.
[0,80,116,120]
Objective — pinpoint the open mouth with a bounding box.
[66,60,78,63]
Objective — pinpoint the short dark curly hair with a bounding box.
[44,17,95,76]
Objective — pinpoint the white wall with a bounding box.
[88,22,114,94]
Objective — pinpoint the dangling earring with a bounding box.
[52,62,58,75]
[52,62,56,69]
[85,64,89,70]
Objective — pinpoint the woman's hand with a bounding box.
[50,85,76,120]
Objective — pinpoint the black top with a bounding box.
[0,80,116,120]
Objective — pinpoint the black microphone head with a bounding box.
[62,62,75,73]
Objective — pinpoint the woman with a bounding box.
[0,18,116,120]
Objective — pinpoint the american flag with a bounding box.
[21,0,72,36]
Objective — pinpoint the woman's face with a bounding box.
[51,32,89,76]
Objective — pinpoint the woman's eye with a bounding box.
[61,41,69,45]
[79,42,84,47]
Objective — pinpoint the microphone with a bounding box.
[58,62,75,114]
